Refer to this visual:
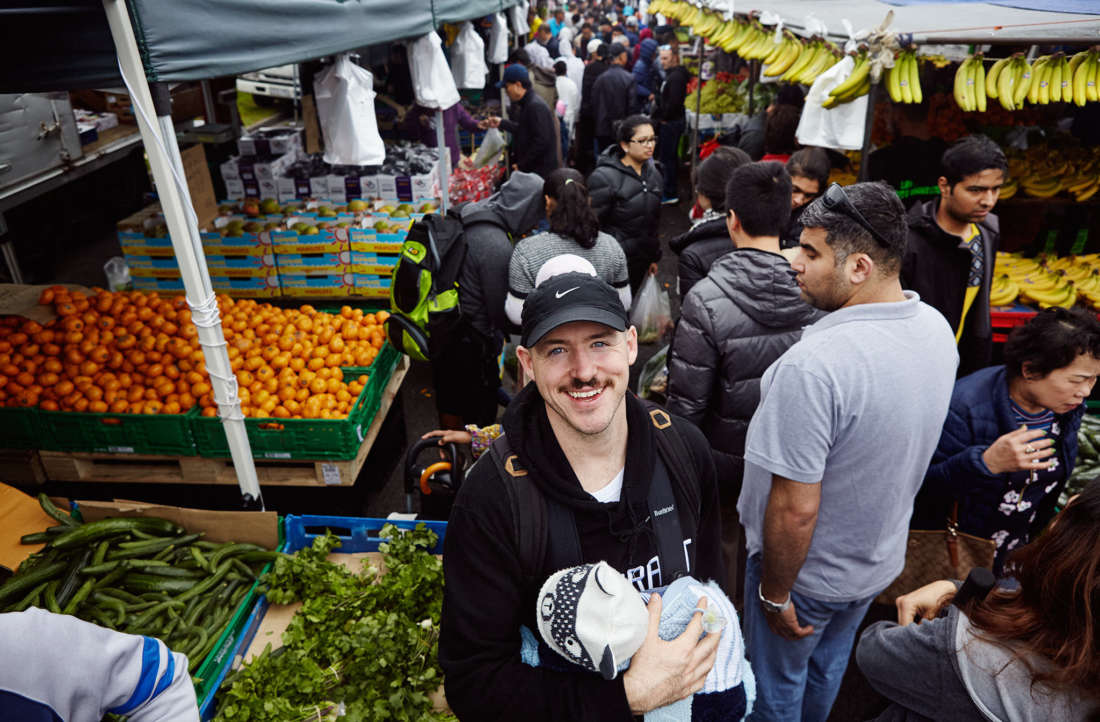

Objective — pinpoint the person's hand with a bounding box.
[981,425,1056,475]
[484,116,502,129]
[895,580,958,626]
[648,262,659,276]
[761,592,814,640]
[421,429,473,446]
[648,93,655,102]
[623,595,720,713]
[418,114,431,127]
[477,118,491,130]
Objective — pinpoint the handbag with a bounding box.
[876,503,996,605]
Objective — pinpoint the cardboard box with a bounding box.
[277,176,312,203]
[276,252,351,273]
[0,484,64,571]
[225,178,245,200]
[350,252,399,275]
[326,175,348,204]
[74,498,278,548]
[377,174,398,200]
[133,277,186,292]
[237,126,303,157]
[236,152,297,184]
[279,272,355,296]
[210,275,282,296]
[205,253,278,271]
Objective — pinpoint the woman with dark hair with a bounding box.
[587,114,664,291]
[858,480,1100,720]
[760,104,801,163]
[912,306,1100,574]
[669,146,751,302]
[505,168,631,324]
[782,147,831,248]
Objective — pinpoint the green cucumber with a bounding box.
[48,518,183,551]
[0,561,67,607]
[37,494,77,527]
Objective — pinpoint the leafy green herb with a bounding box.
[215,524,452,721]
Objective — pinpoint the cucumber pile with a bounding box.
[1064,415,1100,506]
[0,494,283,673]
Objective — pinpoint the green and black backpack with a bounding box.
[385,211,468,361]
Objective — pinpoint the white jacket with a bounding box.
[0,608,199,722]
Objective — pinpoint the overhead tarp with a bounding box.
[737,1,1100,44]
[1,0,519,93]
[882,0,1100,15]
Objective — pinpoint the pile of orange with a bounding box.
[0,287,388,420]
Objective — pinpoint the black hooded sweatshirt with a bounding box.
[439,384,726,721]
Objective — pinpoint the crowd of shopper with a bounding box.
[413,3,1100,721]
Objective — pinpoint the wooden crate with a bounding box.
[0,449,47,485]
[38,358,407,487]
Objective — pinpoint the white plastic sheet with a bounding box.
[795,55,867,151]
[313,54,385,165]
[406,32,461,109]
[451,21,488,89]
[510,1,530,37]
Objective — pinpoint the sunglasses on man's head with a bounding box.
[821,183,890,249]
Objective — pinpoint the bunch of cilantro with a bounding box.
[215,524,451,722]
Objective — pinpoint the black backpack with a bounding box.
[488,404,701,584]
[386,207,509,361]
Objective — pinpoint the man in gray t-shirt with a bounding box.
[737,183,958,722]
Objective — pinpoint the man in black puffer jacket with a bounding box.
[590,43,635,150]
[588,116,663,291]
[667,162,823,595]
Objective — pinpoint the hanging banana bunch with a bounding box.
[885,49,923,104]
[761,31,805,78]
[823,49,871,108]
[953,53,986,112]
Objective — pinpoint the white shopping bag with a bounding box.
[510,1,530,37]
[796,55,867,151]
[313,54,385,166]
[406,32,461,110]
[489,12,510,64]
[451,22,489,89]
[473,127,507,168]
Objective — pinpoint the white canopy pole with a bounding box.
[436,110,449,215]
[101,0,263,507]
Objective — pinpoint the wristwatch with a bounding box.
[758,583,792,614]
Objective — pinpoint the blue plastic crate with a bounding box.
[283,514,446,553]
[201,515,446,720]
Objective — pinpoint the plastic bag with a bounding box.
[451,21,488,89]
[510,1,530,37]
[630,274,671,344]
[313,55,386,166]
[488,12,510,64]
[796,55,867,151]
[473,127,507,168]
[637,343,669,400]
[406,32,461,110]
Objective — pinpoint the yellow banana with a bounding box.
[974,57,987,112]
[998,56,1020,111]
[1028,56,1048,105]
[899,52,914,103]
[830,52,870,98]
[909,51,923,104]
[1051,55,1063,103]
[986,56,1011,99]
[954,56,974,111]
[1013,57,1033,107]
[1073,51,1092,106]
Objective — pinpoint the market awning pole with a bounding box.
[690,36,703,194]
[436,109,449,214]
[101,0,263,509]
[857,82,879,182]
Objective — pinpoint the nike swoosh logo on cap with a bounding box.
[555,287,580,299]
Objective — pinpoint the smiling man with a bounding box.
[738,182,958,722]
[439,272,727,721]
[903,134,1007,377]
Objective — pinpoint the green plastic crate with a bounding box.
[190,343,400,460]
[36,406,198,455]
[194,518,285,718]
[0,406,41,450]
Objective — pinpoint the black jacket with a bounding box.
[656,65,690,123]
[903,199,999,377]
[591,64,635,138]
[458,171,546,342]
[579,59,609,121]
[666,249,823,493]
[439,384,726,722]
[670,216,732,303]
[500,89,560,179]
[587,145,663,264]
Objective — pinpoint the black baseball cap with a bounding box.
[521,272,629,347]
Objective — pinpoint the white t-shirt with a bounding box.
[588,467,625,503]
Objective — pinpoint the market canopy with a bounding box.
[708,1,1100,45]
[2,0,520,93]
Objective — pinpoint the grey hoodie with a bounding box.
[458,172,545,340]
[666,248,823,492]
[858,604,1097,722]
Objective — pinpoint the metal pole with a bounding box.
[436,109,449,214]
[102,0,263,508]
[857,82,879,182]
[0,211,22,284]
[200,80,216,123]
[690,36,703,192]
